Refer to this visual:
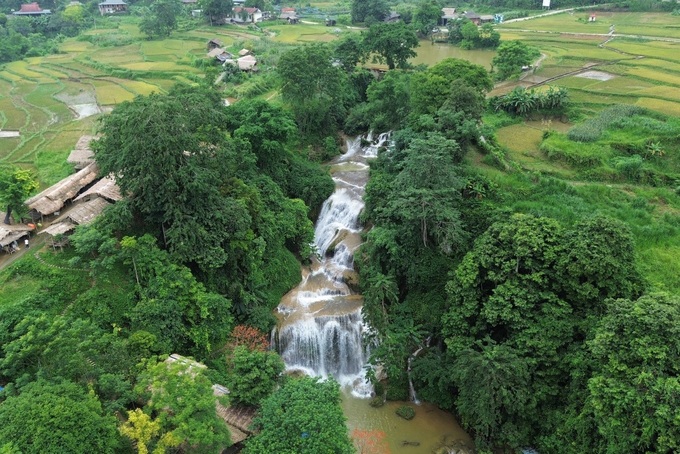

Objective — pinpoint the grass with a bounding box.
[0,273,42,307]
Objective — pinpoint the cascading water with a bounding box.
[273,133,390,398]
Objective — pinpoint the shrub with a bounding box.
[614,154,644,181]
[396,405,415,420]
[568,105,643,142]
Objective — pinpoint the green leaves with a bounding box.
[362,22,419,70]
[246,377,353,454]
[0,166,38,224]
[226,346,284,406]
[0,380,119,454]
[587,294,680,453]
[135,359,232,453]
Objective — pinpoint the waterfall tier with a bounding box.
[274,133,390,398]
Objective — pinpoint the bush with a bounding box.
[568,105,643,142]
[396,405,415,420]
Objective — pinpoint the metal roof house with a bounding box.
[13,3,51,15]
[98,0,127,15]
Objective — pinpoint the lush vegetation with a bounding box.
[2,2,680,453]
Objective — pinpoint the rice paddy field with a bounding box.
[492,10,680,292]
[0,17,277,188]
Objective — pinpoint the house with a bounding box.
[231,6,262,23]
[66,135,97,170]
[325,18,336,26]
[207,47,233,63]
[279,7,298,22]
[13,2,51,15]
[73,175,122,204]
[181,0,197,5]
[463,11,481,25]
[224,54,257,71]
[98,0,127,15]
[384,11,400,23]
[207,38,224,51]
[0,225,32,254]
[440,7,457,26]
[25,162,99,220]
[480,14,495,24]
[238,48,252,57]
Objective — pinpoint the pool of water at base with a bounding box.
[342,393,473,453]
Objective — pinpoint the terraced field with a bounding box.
[0,18,268,188]
[498,12,680,115]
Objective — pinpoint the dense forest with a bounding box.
[1,0,680,452]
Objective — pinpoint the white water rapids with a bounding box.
[273,133,390,398]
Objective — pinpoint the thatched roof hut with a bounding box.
[0,225,32,250]
[40,221,77,237]
[54,197,110,226]
[213,386,257,444]
[67,135,97,170]
[74,175,121,203]
[25,162,99,218]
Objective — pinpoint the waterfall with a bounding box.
[273,133,390,398]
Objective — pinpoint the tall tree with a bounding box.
[201,0,233,25]
[587,294,680,454]
[139,0,183,39]
[226,345,284,406]
[277,44,347,136]
[412,0,441,36]
[492,40,540,81]
[350,0,388,23]
[0,166,38,224]
[362,22,419,70]
[410,58,492,116]
[245,377,353,453]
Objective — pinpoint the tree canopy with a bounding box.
[245,377,353,453]
[0,166,38,224]
[362,22,419,70]
[0,379,119,453]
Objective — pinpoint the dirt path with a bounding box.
[502,5,602,24]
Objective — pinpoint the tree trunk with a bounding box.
[4,205,11,225]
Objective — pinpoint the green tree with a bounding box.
[140,0,183,39]
[136,359,232,453]
[201,0,233,25]
[0,379,119,453]
[452,344,534,449]
[492,40,539,81]
[459,21,479,49]
[245,377,353,454]
[227,345,284,406]
[410,58,492,116]
[121,235,234,355]
[587,294,680,454]
[333,33,366,72]
[0,314,131,386]
[412,0,441,36]
[94,87,253,271]
[386,134,464,253]
[362,22,419,70]
[277,44,348,136]
[350,0,388,23]
[0,166,38,224]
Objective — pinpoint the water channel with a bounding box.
[273,135,472,453]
